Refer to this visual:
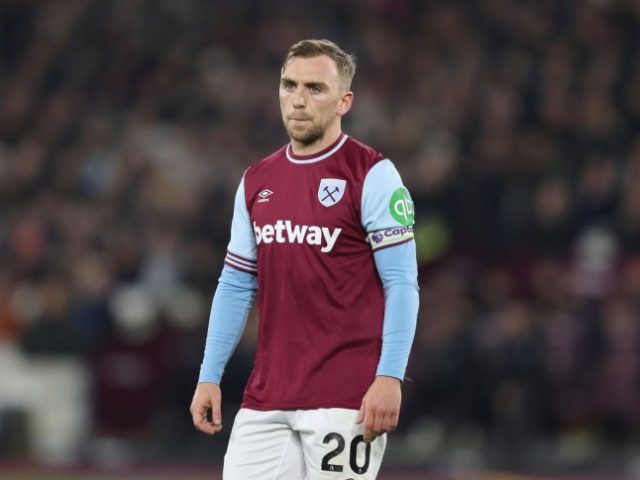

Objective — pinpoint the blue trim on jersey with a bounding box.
[374,241,419,381]
[198,265,257,384]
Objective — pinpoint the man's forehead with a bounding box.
[281,55,340,81]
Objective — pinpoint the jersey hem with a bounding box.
[241,400,362,411]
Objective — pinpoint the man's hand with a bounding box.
[356,376,402,443]
[190,382,223,435]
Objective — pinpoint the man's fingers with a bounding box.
[190,384,223,436]
[357,375,402,442]
[211,396,222,427]
[381,411,396,433]
[192,405,215,435]
[363,406,376,443]
[191,403,206,428]
[193,410,222,435]
[355,399,366,425]
[378,411,389,434]
[363,407,399,442]
[389,410,399,431]
[363,421,374,443]
[191,395,222,435]
[371,407,384,438]
[204,392,223,432]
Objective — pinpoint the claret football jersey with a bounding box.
[224,133,414,410]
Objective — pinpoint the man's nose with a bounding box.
[292,91,306,108]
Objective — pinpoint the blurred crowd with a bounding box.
[1,0,640,473]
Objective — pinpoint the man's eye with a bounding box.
[309,86,321,93]
[284,82,295,91]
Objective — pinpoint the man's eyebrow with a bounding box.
[304,81,328,89]
[280,77,329,89]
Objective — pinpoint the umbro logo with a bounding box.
[258,189,273,203]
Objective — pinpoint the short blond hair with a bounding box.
[283,39,357,90]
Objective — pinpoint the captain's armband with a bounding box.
[367,226,414,252]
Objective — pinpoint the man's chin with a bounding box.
[286,127,323,146]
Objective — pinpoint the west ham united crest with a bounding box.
[318,179,346,207]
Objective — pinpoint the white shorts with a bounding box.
[223,408,387,480]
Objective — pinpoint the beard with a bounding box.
[283,117,328,147]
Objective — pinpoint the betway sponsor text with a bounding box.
[253,220,342,253]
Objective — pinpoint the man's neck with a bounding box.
[290,123,343,156]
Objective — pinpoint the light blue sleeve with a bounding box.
[198,265,258,384]
[374,241,419,381]
[198,174,259,384]
[362,160,418,380]
[361,159,415,251]
[224,174,258,274]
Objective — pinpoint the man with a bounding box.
[190,39,419,479]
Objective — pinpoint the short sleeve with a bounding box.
[361,159,415,251]
[224,175,258,274]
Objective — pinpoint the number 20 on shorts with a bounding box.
[321,433,371,475]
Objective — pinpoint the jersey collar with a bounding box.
[286,133,349,164]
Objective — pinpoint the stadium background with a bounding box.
[1,0,640,478]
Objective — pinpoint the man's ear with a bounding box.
[337,91,354,116]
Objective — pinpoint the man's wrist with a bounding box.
[197,381,221,387]
[375,375,402,384]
